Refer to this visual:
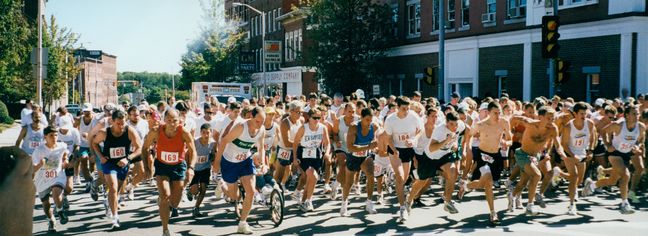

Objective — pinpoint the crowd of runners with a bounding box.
[10,90,648,235]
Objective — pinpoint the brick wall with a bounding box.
[478,44,524,99]
[379,53,439,97]
[531,34,621,100]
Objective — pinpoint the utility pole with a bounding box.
[438,0,445,100]
[171,74,175,97]
[548,0,558,97]
[36,0,43,106]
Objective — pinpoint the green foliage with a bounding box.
[305,0,395,95]
[0,1,36,102]
[0,100,14,124]
[179,0,246,89]
[117,71,184,104]
[42,16,80,108]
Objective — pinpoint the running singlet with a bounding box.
[337,115,358,152]
[299,123,326,159]
[222,122,262,163]
[79,117,93,148]
[351,122,374,158]
[612,121,639,154]
[277,118,300,161]
[262,123,278,151]
[567,120,590,158]
[102,126,132,162]
[21,125,44,155]
[156,125,186,165]
[415,124,433,155]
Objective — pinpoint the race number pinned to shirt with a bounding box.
[30,141,41,149]
[619,142,634,153]
[44,169,58,179]
[303,147,317,159]
[574,138,586,148]
[110,147,126,159]
[481,153,495,164]
[263,143,271,151]
[161,151,179,163]
[277,148,291,160]
[234,152,248,161]
[197,155,208,164]
[394,133,411,147]
[352,150,368,157]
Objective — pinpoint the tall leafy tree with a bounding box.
[305,0,395,95]
[180,0,246,89]
[0,0,35,102]
[42,15,80,108]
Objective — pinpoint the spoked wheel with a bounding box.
[269,188,285,227]
[234,186,245,219]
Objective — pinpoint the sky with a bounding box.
[47,0,205,73]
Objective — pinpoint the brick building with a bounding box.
[74,49,118,108]
[382,0,648,102]
[226,0,647,102]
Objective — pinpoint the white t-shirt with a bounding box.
[425,121,466,160]
[127,119,149,142]
[32,143,68,193]
[384,110,423,148]
[58,129,81,154]
[21,108,32,126]
[194,116,218,137]
[55,113,75,127]
[215,115,245,139]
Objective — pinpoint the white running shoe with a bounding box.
[340,200,349,217]
[526,203,539,216]
[237,221,253,234]
[324,183,332,193]
[567,204,578,216]
[366,200,377,214]
[330,181,340,200]
[551,167,562,187]
[620,202,635,215]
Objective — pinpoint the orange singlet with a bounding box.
[156,124,186,165]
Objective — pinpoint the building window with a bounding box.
[406,1,421,37]
[277,8,282,30]
[284,32,289,62]
[482,0,497,24]
[507,0,526,19]
[461,0,469,27]
[447,0,455,29]
[432,0,440,31]
[251,17,256,36]
[559,0,596,6]
[391,4,398,37]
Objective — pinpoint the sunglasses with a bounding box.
[311,116,322,120]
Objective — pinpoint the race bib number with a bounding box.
[574,138,586,148]
[109,147,126,159]
[352,150,368,157]
[30,141,40,149]
[234,152,248,161]
[481,153,495,164]
[197,155,208,164]
[161,151,179,163]
[263,143,271,150]
[619,142,634,152]
[303,147,317,159]
[373,164,382,176]
[395,133,410,146]
[277,148,291,160]
[44,169,58,179]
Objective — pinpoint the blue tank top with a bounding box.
[355,122,374,146]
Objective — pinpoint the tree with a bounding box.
[0,1,35,102]
[42,15,80,108]
[304,0,395,95]
[179,0,246,89]
[117,71,182,103]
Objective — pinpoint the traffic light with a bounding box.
[542,16,560,59]
[424,66,436,86]
[556,59,571,84]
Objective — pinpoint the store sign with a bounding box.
[264,41,282,63]
[252,70,301,84]
[239,51,255,72]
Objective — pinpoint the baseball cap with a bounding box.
[228,96,237,104]
[355,89,365,99]
[479,103,489,111]
[451,92,461,98]
[138,104,148,111]
[82,103,93,112]
[104,103,116,111]
[458,102,469,111]
[595,98,605,107]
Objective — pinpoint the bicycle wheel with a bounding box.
[269,188,284,227]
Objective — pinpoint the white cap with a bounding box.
[82,103,93,112]
[479,103,489,111]
[59,116,73,130]
[595,98,605,107]
[138,104,148,111]
[355,89,365,99]
[228,96,237,104]
[458,102,469,111]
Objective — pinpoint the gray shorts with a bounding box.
[38,183,65,200]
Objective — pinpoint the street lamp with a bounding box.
[233,2,266,96]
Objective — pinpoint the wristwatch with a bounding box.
[188,166,195,171]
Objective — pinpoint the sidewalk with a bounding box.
[0,122,21,147]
